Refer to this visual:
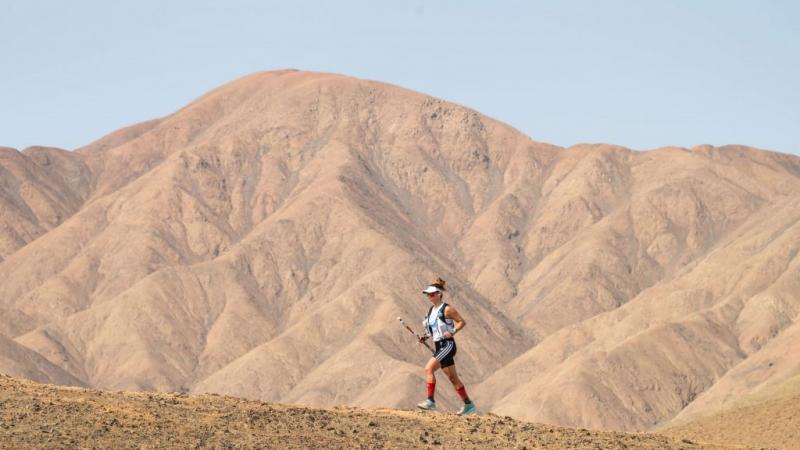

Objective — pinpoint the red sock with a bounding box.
[427,382,436,400]
[456,386,470,402]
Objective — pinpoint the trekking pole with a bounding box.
[398,317,434,353]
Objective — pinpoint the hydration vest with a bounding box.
[424,302,455,342]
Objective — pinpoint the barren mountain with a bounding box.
[0,374,726,449]
[1,70,799,433]
[0,146,89,262]
[662,374,800,448]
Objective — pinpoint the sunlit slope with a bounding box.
[0,70,799,432]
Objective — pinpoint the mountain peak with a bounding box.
[2,73,800,436]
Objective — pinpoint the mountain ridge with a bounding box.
[1,70,799,433]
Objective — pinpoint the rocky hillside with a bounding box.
[1,70,799,432]
[0,374,727,449]
[662,374,800,449]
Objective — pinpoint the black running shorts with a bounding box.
[434,338,457,368]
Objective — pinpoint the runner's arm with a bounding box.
[443,305,465,338]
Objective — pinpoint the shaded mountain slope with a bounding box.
[0,146,90,261]
[0,337,84,387]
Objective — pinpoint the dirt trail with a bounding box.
[0,374,741,449]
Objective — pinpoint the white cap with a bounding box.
[422,285,442,294]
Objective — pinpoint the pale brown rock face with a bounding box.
[1,70,799,432]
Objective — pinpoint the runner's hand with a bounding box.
[418,336,429,343]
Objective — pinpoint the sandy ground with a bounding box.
[0,374,739,449]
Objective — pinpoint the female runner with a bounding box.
[416,278,476,415]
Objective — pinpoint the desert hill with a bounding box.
[0,146,89,262]
[0,374,726,449]
[1,70,799,432]
[662,374,800,448]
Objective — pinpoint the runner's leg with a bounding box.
[443,365,472,404]
[425,357,441,400]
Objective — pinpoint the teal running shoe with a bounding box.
[416,399,437,411]
[457,402,477,415]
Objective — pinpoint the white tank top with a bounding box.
[424,303,455,342]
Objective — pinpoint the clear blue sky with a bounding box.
[2,1,798,154]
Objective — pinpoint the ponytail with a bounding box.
[431,277,447,291]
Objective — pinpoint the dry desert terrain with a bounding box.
[1,71,799,443]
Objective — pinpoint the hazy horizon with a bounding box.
[2,1,798,155]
